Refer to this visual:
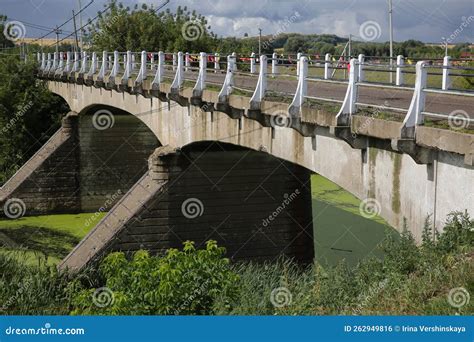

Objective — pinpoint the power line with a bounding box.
[47,2,114,48]
[153,0,171,13]
[28,0,94,44]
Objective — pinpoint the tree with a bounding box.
[86,1,216,53]
[0,15,15,48]
[0,55,68,184]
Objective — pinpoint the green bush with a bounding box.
[70,240,239,315]
[0,212,472,315]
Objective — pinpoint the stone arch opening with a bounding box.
[77,105,160,211]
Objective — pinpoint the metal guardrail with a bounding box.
[36,50,474,138]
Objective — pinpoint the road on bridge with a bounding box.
[165,70,473,121]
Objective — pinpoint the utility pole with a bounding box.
[72,9,80,51]
[78,0,84,49]
[54,26,62,54]
[258,28,262,56]
[348,34,352,58]
[388,0,394,83]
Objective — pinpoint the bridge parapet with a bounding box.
[36,50,473,164]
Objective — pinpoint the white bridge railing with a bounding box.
[36,50,474,138]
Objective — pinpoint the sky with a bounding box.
[1,0,473,43]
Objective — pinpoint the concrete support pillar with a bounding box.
[152,51,165,89]
[40,52,46,70]
[122,51,132,83]
[250,52,257,74]
[150,52,154,72]
[135,50,148,86]
[171,51,184,91]
[60,144,314,271]
[0,111,81,217]
[56,51,64,75]
[64,51,71,74]
[396,55,404,86]
[214,53,220,73]
[131,146,315,264]
[87,52,97,78]
[272,52,279,77]
[402,61,428,137]
[131,53,136,72]
[296,52,302,76]
[442,56,451,90]
[336,58,360,125]
[110,51,120,79]
[324,53,332,79]
[289,56,308,117]
[172,52,177,71]
[193,52,207,97]
[358,54,365,82]
[78,51,88,75]
[250,55,268,108]
[72,52,79,73]
[232,52,237,71]
[51,52,58,74]
[218,55,236,102]
[44,53,52,73]
[97,51,108,81]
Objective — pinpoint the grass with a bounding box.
[423,118,474,135]
[356,107,405,122]
[0,213,103,265]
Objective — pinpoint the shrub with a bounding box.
[70,240,239,315]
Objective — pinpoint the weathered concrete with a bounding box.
[0,112,81,215]
[77,109,159,211]
[60,144,314,271]
[0,108,159,215]
[46,81,474,241]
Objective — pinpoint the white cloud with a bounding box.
[3,0,472,43]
